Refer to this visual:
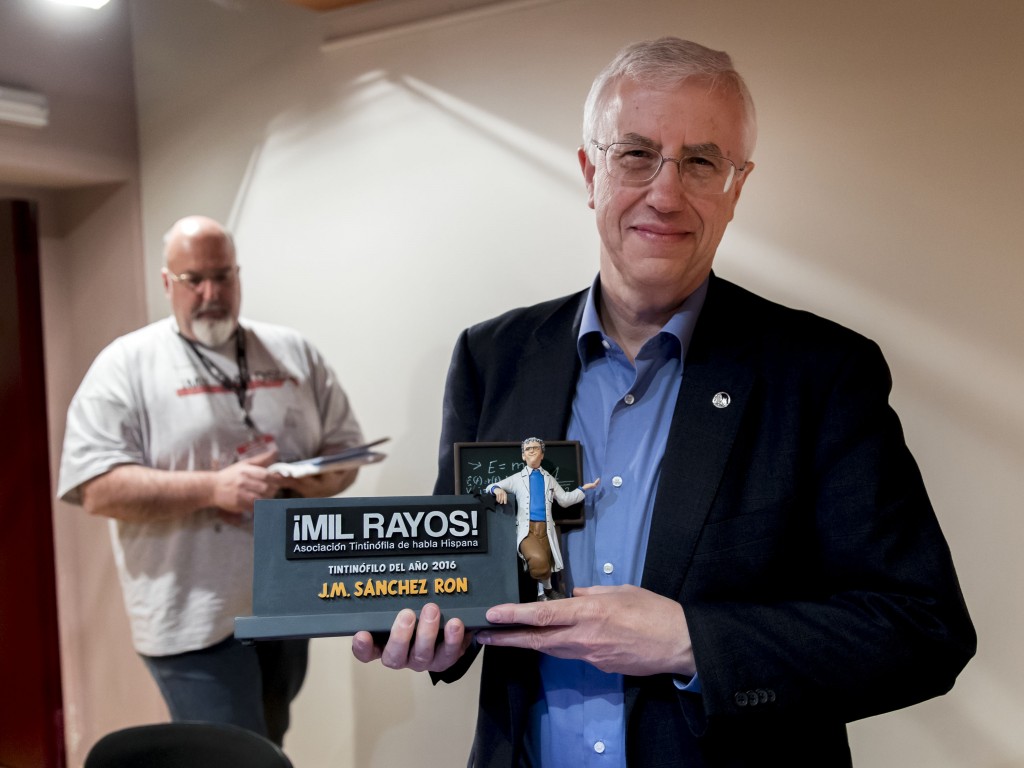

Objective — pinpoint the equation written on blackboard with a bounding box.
[461,458,570,494]
[453,441,585,526]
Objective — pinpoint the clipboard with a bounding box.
[268,437,389,478]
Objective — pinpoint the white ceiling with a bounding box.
[296,0,554,48]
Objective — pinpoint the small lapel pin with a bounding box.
[712,392,731,409]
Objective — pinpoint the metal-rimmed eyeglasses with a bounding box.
[163,265,240,292]
[592,140,747,194]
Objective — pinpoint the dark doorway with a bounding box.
[0,199,66,768]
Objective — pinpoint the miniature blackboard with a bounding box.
[454,440,585,527]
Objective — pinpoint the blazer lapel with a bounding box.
[509,292,586,439]
[641,277,756,599]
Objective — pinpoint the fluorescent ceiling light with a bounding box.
[46,0,111,8]
[0,86,49,128]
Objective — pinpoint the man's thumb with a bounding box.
[245,448,280,466]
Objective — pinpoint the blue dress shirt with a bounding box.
[525,276,708,768]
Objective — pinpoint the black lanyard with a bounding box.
[180,328,258,431]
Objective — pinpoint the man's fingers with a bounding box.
[351,605,471,674]
[407,604,442,671]
[485,599,573,628]
[380,608,418,669]
[477,604,587,656]
[243,448,280,466]
[351,631,383,663]
[572,584,617,597]
[431,618,471,671]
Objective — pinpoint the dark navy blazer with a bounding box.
[433,274,975,767]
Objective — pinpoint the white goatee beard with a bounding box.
[191,317,237,347]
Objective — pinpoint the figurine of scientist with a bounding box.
[486,437,599,601]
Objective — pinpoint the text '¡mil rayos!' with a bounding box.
[286,503,487,560]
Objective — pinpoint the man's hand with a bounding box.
[476,584,695,677]
[351,603,473,673]
[276,467,358,499]
[212,449,280,514]
[493,487,508,505]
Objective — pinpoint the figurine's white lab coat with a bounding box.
[487,467,584,572]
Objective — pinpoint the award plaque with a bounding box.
[234,494,519,641]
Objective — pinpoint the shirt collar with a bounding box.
[576,273,709,367]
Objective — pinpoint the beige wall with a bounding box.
[3,0,1021,765]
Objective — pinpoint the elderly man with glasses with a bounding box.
[354,37,975,766]
[58,215,366,747]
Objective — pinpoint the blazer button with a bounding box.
[746,690,759,706]
[734,691,749,707]
[766,689,777,702]
[756,688,769,704]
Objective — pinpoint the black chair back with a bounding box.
[84,722,294,768]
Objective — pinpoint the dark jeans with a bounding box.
[141,636,309,746]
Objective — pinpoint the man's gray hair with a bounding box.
[582,36,757,160]
[521,437,545,452]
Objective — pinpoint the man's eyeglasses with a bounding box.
[592,141,746,195]
[523,446,543,454]
[164,266,239,292]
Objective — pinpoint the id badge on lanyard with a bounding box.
[181,328,278,462]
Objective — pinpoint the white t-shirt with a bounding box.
[58,317,364,656]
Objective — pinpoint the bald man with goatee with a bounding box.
[58,215,366,746]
